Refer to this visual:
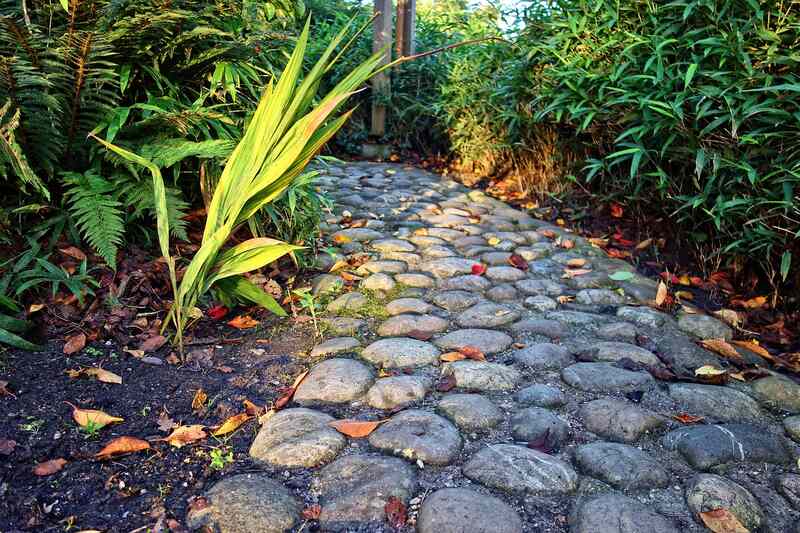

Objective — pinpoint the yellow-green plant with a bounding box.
[96,16,386,348]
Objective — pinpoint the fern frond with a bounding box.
[140,138,235,168]
[112,171,190,242]
[63,170,124,268]
[0,100,49,199]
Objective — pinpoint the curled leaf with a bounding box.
[212,413,250,436]
[699,339,744,362]
[673,412,704,424]
[459,346,486,361]
[654,281,669,307]
[63,333,86,355]
[67,402,123,428]
[162,425,207,448]
[191,389,208,411]
[508,254,528,270]
[440,351,467,362]
[329,419,385,438]
[95,436,150,459]
[385,496,407,528]
[227,315,259,329]
[302,504,322,520]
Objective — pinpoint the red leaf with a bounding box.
[63,333,86,355]
[471,263,487,276]
[207,305,229,320]
[610,203,624,218]
[302,504,322,520]
[407,329,433,341]
[508,254,528,270]
[459,346,486,361]
[385,497,407,529]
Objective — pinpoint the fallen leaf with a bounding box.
[95,436,150,459]
[654,281,668,307]
[67,367,123,385]
[440,351,467,362]
[123,348,144,358]
[332,234,352,244]
[729,368,769,382]
[673,413,705,424]
[157,411,178,432]
[140,335,167,352]
[0,380,14,398]
[487,237,501,246]
[63,333,86,354]
[731,340,771,360]
[527,428,554,454]
[588,237,609,247]
[213,413,251,436]
[566,258,586,268]
[243,399,263,417]
[291,369,310,389]
[0,438,17,455]
[67,402,123,428]
[28,303,45,314]
[436,374,457,392]
[731,295,767,310]
[329,419,386,438]
[508,254,528,270]
[694,365,728,384]
[385,496,407,529]
[635,238,653,251]
[459,346,486,361]
[540,229,557,239]
[699,339,744,362]
[302,504,322,520]
[207,305,229,320]
[471,263,487,276]
[606,247,631,259]
[674,290,694,301]
[227,315,259,329]
[713,309,742,328]
[559,238,575,249]
[162,425,206,448]
[699,508,750,533]
[329,260,349,273]
[556,295,574,304]
[34,458,67,476]
[610,203,624,218]
[608,271,635,282]
[562,268,593,278]
[191,389,207,411]
[59,246,86,261]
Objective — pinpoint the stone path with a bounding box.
[189,162,800,532]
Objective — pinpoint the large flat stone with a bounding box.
[377,314,449,336]
[574,442,670,490]
[416,488,523,533]
[579,399,665,443]
[562,363,654,393]
[685,474,764,531]
[442,361,521,391]
[569,494,680,533]
[249,408,345,467]
[668,383,763,422]
[463,444,578,494]
[365,375,430,410]
[578,341,660,366]
[438,393,504,431]
[662,424,792,470]
[293,358,374,405]
[513,343,574,370]
[361,338,440,368]
[368,409,462,465]
[455,302,520,328]
[434,329,514,354]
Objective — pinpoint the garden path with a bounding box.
[188,162,800,532]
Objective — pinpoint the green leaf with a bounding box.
[0,327,42,351]
[59,0,69,12]
[0,312,29,333]
[609,271,635,281]
[684,63,698,88]
[781,251,792,282]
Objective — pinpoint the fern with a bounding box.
[0,100,48,198]
[63,170,124,268]
[113,172,190,241]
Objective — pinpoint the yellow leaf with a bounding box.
[28,303,45,314]
[487,237,500,246]
[699,508,750,533]
[695,365,726,377]
[192,389,207,411]
[333,234,352,244]
[329,260,349,273]
[227,315,259,329]
[328,419,386,438]
[85,367,123,385]
[731,340,772,360]
[654,280,668,307]
[67,402,123,428]
[635,238,653,251]
[440,351,467,362]
[212,413,251,436]
[699,339,743,361]
[675,290,694,300]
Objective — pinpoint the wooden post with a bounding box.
[370,0,393,138]
[396,0,416,57]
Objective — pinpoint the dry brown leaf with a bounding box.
[733,296,768,310]
[699,339,744,362]
[28,303,45,314]
[95,436,150,459]
[508,254,528,270]
[459,346,486,361]
[566,258,586,268]
[556,295,574,304]
[440,351,467,362]
[191,389,207,411]
[34,458,67,476]
[67,402,123,428]
[329,260,349,273]
[123,348,144,358]
[86,367,123,384]
[63,333,86,355]
[673,413,705,424]
[140,335,167,352]
[540,229,557,239]
[694,365,729,385]
[731,340,771,360]
[162,425,207,448]
[714,309,742,328]
[258,408,276,425]
[635,238,653,251]
[302,504,322,520]
[157,411,178,432]
[212,413,250,436]
[654,281,669,307]
[562,268,593,278]
[385,496,407,528]
[699,508,750,533]
[291,369,310,390]
[227,315,259,329]
[559,238,575,249]
[332,234,352,244]
[59,246,87,261]
[243,399,263,417]
[328,419,386,438]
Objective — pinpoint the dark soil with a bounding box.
[0,315,318,532]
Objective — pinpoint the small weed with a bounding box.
[292,287,321,336]
[209,447,234,470]
[140,405,151,417]
[84,346,103,357]
[20,417,45,434]
[80,419,102,439]
[157,483,172,499]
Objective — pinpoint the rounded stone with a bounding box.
[562,363,654,393]
[509,318,567,339]
[515,279,564,296]
[331,228,384,242]
[511,407,571,449]
[685,474,764,531]
[438,274,493,291]
[312,454,417,531]
[438,393,504,431]
[456,302,521,328]
[578,341,660,366]
[668,383,763,422]
[313,274,344,296]
[486,284,518,302]
[481,251,513,265]
[574,442,670,490]
[365,375,430,410]
[356,260,407,275]
[385,298,434,316]
[596,322,638,342]
[513,343,574,370]
[416,488,523,533]
[309,337,360,357]
[677,313,733,340]
[617,306,669,328]
[249,408,345,467]
[576,289,625,305]
[395,273,435,288]
[776,474,800,510]
[579,398,665,443]
[751,375,800,413]
[432,290,481,312]
[322,317,366,335]
[420,257,479,278]
[524,295,558,312]
[368,409,462,465]
[463,443,577,494]
[186,473,300,533]
[293,358,374,405]
[434,329,514,355]
[361,338,440,368]
[515,384,567,408]
[443,360,521,391]
[377,314,449,337]
[326,292,368,313]
[784,415,800,442]
[361,272,396,292]
[569,494,680,533]
[485,266,527,282]
[371,238,416,253]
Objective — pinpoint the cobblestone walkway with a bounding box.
[188,162,800,532]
